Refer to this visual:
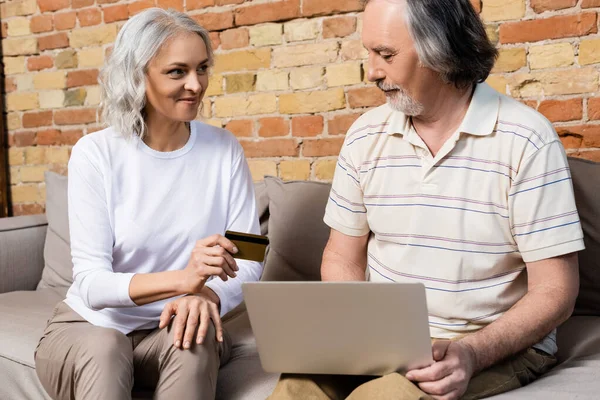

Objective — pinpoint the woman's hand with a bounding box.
[159,289,223,349]
[183,234,239,294]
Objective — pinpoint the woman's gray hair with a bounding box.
[364,0,498,89]
[100,8,214,139]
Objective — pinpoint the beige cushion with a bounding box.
[261,176,331,282]
[37,172,72,289]
[569,157,600,316]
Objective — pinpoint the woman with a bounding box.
[34,8,262,400]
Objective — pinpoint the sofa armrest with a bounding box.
[0,214,48,293]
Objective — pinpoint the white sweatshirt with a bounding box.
[64,121,262,334]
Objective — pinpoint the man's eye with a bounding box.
[168,69,185,77]
[381,54,393,61]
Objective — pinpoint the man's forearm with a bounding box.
[321,247,367,281]
[459,287,574,373]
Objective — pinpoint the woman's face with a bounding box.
[144,32,210,122]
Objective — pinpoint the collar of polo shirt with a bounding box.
[385,82,500,138]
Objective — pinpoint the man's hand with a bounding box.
[405,340,477,400]
[159,289,223,349]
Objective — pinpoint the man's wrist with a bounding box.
[457,336,481,373]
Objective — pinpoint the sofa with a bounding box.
[1,157,599,400]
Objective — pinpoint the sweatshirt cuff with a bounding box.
[205,279,231,317]
[117,272,137,307]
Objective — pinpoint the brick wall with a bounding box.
[1,0,599,216]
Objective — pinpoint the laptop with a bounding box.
[242,282,433,376]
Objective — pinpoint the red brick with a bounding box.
[235,0,300,27]
[12,131,36,147]
[27,55,54,71]
[78,8,102,27]
[531,0,577,13]
[500,13,597,44]
[193,11,234,31]
[4,77,17,93]
[38,33,70,51]
[187,0,215,10]
[38,0,70,12]
[158,0,184,11]
[36,129,62,145]
[1,22,7,39]
[538,99,582,123]
[54,108,97,125]
[582,0,600,8]
[225,120,253,137]
[217,0,244,5]
[37,129,84,145]
[573,151,600,162]
[98,0,120,4]
[240,139,299,157]
[220,28,249,50]
[323,17,356,39]
[258,117,289,137]
[73,0,94,8]
[328,113,361,135]
[470,0,481,13]
[210,32,221,49]
[54,12,77,31]
[23,111,53,128]
[128,0,155,16]
[61,129,84,145]
[31,15,53,33]
[67,69,99,88]
[302,0,362,17]
[291,115,324,137]
[558,133,582,149]
[557,125,600,148]
[103,5,129,23]
[588,98,600,121]
[302,138,345,157]
[348,87,386,109]
[13,204,45,216]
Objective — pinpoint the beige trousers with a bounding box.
[34,301,231,400]
[268,347,557,400]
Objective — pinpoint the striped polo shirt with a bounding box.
[324,82,585,354]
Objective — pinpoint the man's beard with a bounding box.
[377,81,424,116]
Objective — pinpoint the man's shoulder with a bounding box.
[343,103,395,147]
[495,93,559,150]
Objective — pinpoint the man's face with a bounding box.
[362,0,438,116]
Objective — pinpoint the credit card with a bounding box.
[225,230,269,262]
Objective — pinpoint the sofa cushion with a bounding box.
[37,172,73,290]
[261,177,332,282]
[0,287,67,367]
[569,157,600,316]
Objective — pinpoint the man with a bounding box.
[269,0,584,399]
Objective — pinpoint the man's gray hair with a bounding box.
[363,0,498,89]
[100,8,214,139]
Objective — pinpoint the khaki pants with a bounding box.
[34,301,231,400]
[268,347,556,400]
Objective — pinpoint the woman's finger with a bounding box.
[196,302,211,344]
[159,302,176,329]
[171,301,190,348]
[200,255,237,279]
[209,301,224,342]
[182,302,200,350]
[202,246,239,272]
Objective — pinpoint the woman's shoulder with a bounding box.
[71,126,126,163]
[191,120,243,153]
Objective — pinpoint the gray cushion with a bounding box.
[0,287,67,368]
[568,157,600,316]
[261,177,332,282]
[37,172,72,290]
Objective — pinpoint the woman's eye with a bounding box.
[168,69,185,77]
[197,65,209,74]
